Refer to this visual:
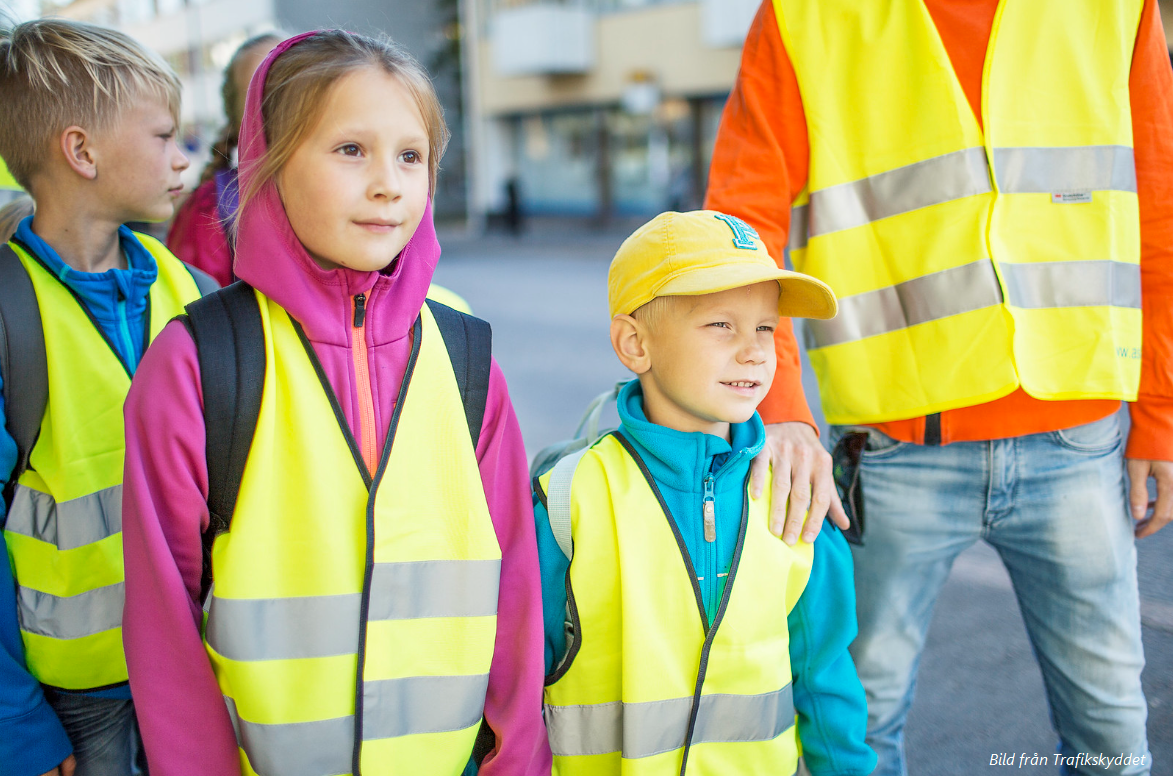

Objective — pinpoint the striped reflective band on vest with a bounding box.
[806,259,1141,349]
[4,484,123,639]
[788,145,1136,250]
[206,559,501,661]
[544,684,794,759]
[224,674,491,776]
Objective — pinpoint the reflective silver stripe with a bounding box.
[16,582,124,639]
[207,592,359,661]
[206,559,500,661]
[224,675,489,776]
[4,484,122,550]
[807,261,1003,349]
[1001,260,1142,310]
[994,146,1136,194]
[692,685,795,747]
[807,148,991,238]
[363,674,489,739]
[226,696,353,776]
[367,559,500,620]
[788,204,809,251]
[544,684,794,759]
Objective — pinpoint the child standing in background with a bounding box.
[166,33,281,286]
[0,19,208,776]
[121,31,549,776]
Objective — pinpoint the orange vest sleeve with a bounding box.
[1126,0,1173,461]
[705,0,816,429]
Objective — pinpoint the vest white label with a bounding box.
[1051,191,1093,203]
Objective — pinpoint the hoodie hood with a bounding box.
[232,31,439,347]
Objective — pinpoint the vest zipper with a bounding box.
[352,292,378,475]
[702,474,716,543]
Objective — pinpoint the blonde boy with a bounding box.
[0,19,210,776]
[533,211,875,774]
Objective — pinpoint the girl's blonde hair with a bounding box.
[239,30,449,215]
[199,32,284,186]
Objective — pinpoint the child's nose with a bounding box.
[369,158,402,200]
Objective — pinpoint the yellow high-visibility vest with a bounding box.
[538,433,811,775]
[202,291,501,776]
[3,234,200,690]
[779,0,1144,425]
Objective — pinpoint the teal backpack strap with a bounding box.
[0,243,47,510]
[546,447,589,561]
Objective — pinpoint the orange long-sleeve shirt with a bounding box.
[706,0,1173,460]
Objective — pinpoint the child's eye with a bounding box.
[709,322,731,329]
[758,325,776,332]
[337,143,362,157]
[401,150,423,164]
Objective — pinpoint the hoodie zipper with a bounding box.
[702,474,716,543]
[352,292,378,474]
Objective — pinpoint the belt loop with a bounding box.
[924,413,942,447]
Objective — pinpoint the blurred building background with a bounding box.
[462,0,758,224]
[5,0,1173,226]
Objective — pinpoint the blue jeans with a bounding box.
[43,688,146,776]
[831,416,1150,776]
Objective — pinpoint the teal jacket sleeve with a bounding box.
[533,490,570,678]
[787,522,876,776]
[0,375,74,776]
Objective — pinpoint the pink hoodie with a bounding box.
[122,33,551,776]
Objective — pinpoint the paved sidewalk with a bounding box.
[435,224,1171,774]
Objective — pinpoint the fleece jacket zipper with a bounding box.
[352,292,378,474]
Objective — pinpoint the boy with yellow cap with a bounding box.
[533,210,875,775]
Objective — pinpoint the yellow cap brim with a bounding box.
[654,262,838,320]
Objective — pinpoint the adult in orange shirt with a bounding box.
[707,1,1171,773]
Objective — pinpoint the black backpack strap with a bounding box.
[180,282,265,601]
[426,299,492,449]
[182,262,221,297]
[0,243,47,509]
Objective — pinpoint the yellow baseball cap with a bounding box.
[607,210,838,320]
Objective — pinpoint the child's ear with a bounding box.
[59,126,97,181]
[611,314,651,375]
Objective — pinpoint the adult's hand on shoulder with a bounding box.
[753,421,849,545]
[1126,458,1173,538]
[40,755,76,776]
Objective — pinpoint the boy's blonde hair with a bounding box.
[239,30,450,215]
[0,18,181,191]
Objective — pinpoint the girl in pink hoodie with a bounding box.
[122,31,551,776]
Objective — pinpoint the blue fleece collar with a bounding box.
[14,216,158,371]
[15,216,157,286]
[616,380,765,492]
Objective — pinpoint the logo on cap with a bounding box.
[713,213,760,250]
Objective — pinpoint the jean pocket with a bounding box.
[835,426,905,459]
[1053,415,1122,453]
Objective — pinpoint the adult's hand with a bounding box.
[752,421,849,545]
[1126,458,1173,538]
[40,755,76,776]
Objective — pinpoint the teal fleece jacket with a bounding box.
[534,380,875,775]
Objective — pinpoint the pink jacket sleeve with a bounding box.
[122,320,241,776]
[123,321,551,775]
[474,362,553,776]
